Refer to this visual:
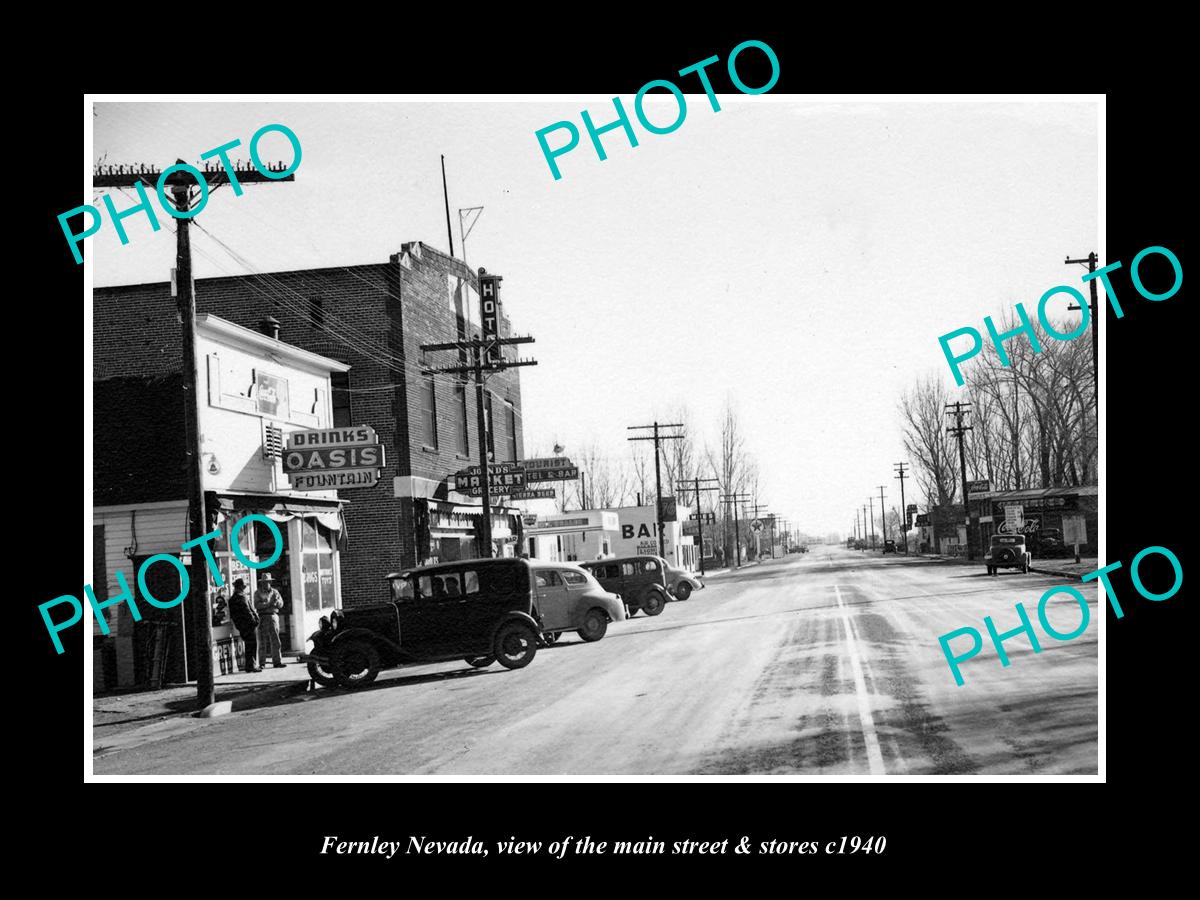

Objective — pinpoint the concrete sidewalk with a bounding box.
[94,653,313,738]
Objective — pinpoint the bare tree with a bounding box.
[629,440,652,506]
[899,374,960,507]
[660,403,698,509]
[572,442,632,509]
[705,398,750,563]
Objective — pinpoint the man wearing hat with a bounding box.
[253,573,287,669]
[228,578,261,672]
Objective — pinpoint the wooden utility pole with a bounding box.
[627,422,683,558]
[678,476,719,575]
[421,276,536,558]
[894,462,910,554]
[94,159,294,712]
[945,401,974,560]
[1066,252,1100,427]
[867,496,876,550]
[878,486,888,546]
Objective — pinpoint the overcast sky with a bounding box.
[90,98,1098,536]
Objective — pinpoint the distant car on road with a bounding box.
[581,556,670,618]
[303,558,543,688]
[984,534,1032,576]
[882,539,897,553]
[531,562,625,644]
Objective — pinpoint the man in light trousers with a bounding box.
[254,573,287,669]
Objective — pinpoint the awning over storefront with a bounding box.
[210,491,346,532]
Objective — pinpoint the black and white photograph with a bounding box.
[76,91,1120,781]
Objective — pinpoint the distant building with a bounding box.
[917,485,1098,557]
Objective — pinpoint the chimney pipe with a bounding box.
[260,316,280,341]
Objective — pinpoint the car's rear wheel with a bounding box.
[464,655,495,668]
[493,621,538,670]
[643,591,665,617]
[331,640,380,688]
[675,582,693,602]
[1022,558,1030,574]
[577,609,608,643]
[307,660,337,686]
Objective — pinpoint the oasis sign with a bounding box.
[284,426,385,490]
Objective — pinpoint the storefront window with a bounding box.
[302,518,337,612]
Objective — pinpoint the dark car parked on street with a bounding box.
[581,556,670,618]
[882,539,897,553]
[302,558,543,688]
[984,534,1032,576]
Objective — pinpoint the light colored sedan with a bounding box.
[529,561,626,643]
[660,557,704,601]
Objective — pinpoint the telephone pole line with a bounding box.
[867,496,877,550]
[628,422,684,558]
[877,486,888,547]
[894,462,910,554]
[678,476,720,575]
[721,492,752,567]
[1065,252,1099,419]
[95,158,295,713]
[945,401,974,560]
[422,270,537,559]
[861,504,869,551]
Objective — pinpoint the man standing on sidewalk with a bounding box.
[254,573,287,669]
[228,579,260,673]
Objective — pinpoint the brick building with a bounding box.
[94,241,526,611]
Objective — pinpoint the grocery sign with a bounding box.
[454,462,526,496]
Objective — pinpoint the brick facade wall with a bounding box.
[94,240,527,608]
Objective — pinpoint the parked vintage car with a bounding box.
[660,557,704,601]
[882,539,897,554]
[531,561,625,643]
[303,557,543,688]
[581,556,670,618]
[1030,528,1068,558]
[984,534,1032,576]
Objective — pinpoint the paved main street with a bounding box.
[93,548,1098,776]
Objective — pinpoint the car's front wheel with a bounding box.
[331,640,380,688]
[675,582,693,602]
[493,621,539,670]
[643,591,665,617]
[307,659,337,686]
[577,609,608,643]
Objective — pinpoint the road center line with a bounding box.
[835,584,886,776]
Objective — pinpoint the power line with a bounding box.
[628,422,684,558]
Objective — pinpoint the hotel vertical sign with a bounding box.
[479,271,503,362]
